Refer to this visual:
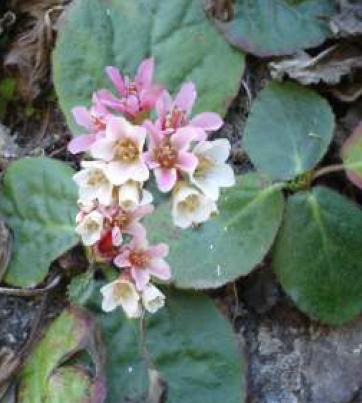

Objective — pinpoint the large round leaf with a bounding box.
[243,81,335,181]
[273,186,362,325]
[53,0,245,134]
[145,174,285,289]
[209,0,335,57]
[0,157,78,287]
[88,287,246,403]
[341,122,362,188]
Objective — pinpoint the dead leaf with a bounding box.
[330,0,362,37]
[4,0,71,100]
[0,218,12,283]
[270,44,362,85]
[330,71,362,102]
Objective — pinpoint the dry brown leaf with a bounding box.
[269,44,362,85]
[4,0,71,100]
[330,0,362,37]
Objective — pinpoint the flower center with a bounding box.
[113,282,133,300]
[178,194,200,213]
[164,107,187,130]
[194,155,214,177]
[113,212,130,229]
[87,169,108,186]
[154,140,178,168]
[129,250,149,268]
[114,138,139,163]
[91,115,106,131]
[85,220,100,232]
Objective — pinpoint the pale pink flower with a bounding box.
[141,284,165,314]
[100,276,142,318]
[96,58,163,121]
[68,94,111,154]
[155,82,223,140]
[144,122,198,192]
[90,116,149,185]
[114,229,171,291]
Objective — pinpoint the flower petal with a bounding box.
[68,134,97,154]
[174,82,196,115]
[114,252,131,268]
[176,152,198,173]
[90,138,115,161]
[148,243,169,259]
[154,167,177,193]
[131,267,150,291]
[155,90,173,119]
[72,106,92,130]
[105,66,126,95]
[148,258,171,280]
[135,57,154,88]
[190,112,223,131]
[171,127,196,150]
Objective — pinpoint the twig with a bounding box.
[0,274,61,297]
[312,163,346,181]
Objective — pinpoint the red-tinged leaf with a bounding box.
[341,122,362,188]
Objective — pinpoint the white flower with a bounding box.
[90,116,149,185]
[141,284,165,314]
[73,160,114,205]
[100,278,142,318]
[118,180,153,211]
[172,183,218,229]
[190,139,235,200]
[75,210,104,246]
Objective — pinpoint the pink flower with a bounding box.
[114,229,171,291]
[96,58,163,122]
[144,122,198,192]
[155,82,223,140]
[100,203,154,243]
[68,94,111,154]
[90,116,149,185]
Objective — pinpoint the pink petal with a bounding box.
[171,127,196,150]
[176,151,198,173]
[154,167,177,193]
[143,120,164,147]
[67,134,97,154]
[190,112,223,131]
[105,66,127,95]
[131,267,150,291]
[126,222,146,239]
[135,58,154,88]
[114,252,131,268]
[96,89,125,113]
[148,243,169,259]
[141,85,163,111]
[143,151,159,169]
[106,116,127,141]
[174,82,196,115]
[132,204,154,220]
[155,90,173,119]
[112,227,123,247]
[124,95,140,117]
[129,224,148,248]
[72,107,92,130]
[148,258,171,280]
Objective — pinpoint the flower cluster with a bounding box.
[69,58,235,318]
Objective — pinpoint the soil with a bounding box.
[1,2,362,403]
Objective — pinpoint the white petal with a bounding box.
[191,176,220,200]
[204,139,231,163]
[209,163,235,188]
[142,284,165,314]
[129,161,149,183]
[118,181,140,210]
[90,138,115,161]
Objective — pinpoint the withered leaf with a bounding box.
[270,44,362,85]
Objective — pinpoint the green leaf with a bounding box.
[341,122,362,188]
[18,307,105,403]
[273,186,362,325]
[243,81,335,181]
[145,174,285,289]
[209,0,335,57]
[67,269,95,306]
[88,286,246,402]
[0,157,78,287]
[53,0,245,134]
